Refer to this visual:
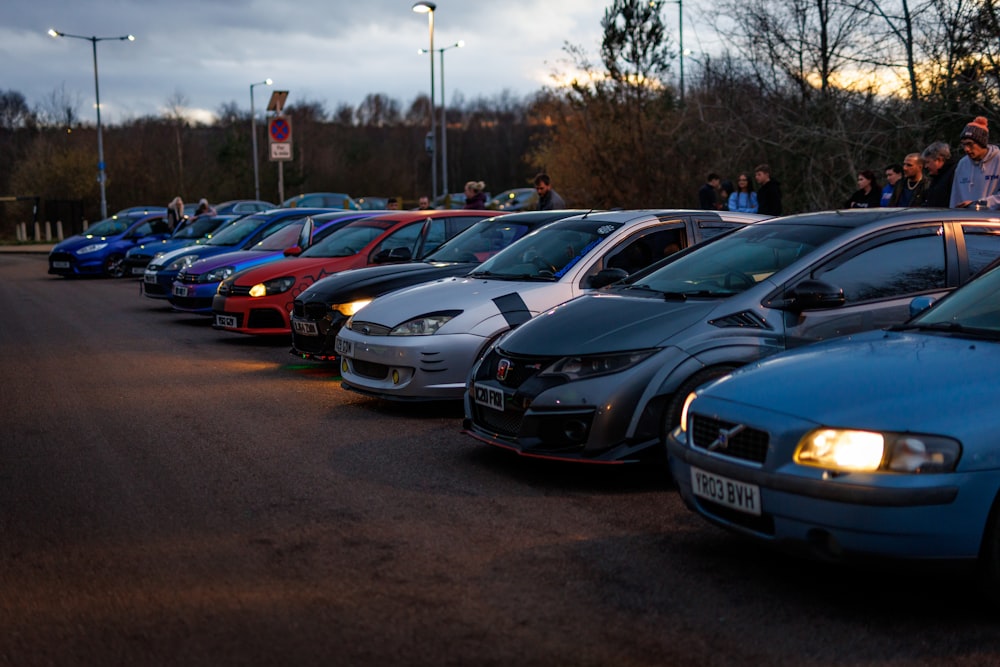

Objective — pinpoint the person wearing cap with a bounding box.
[950,116,1000,210]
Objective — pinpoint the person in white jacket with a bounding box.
[950,116,1000,210]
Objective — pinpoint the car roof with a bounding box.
[757,207,1000,230]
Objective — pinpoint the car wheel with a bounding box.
[662,365,739,436]
[978,493,1000,598]
[103,254,126,278]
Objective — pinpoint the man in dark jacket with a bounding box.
[754,164,782,216]
[921,141,957,207]
[889,153,929,206]
[698,173,722,210]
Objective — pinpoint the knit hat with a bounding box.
[960,116,989,148]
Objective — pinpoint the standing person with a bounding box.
[463,181,488,209]
[416,196,432,210]
[727,173,758,212]
[193,198,216,217]
[534,173,566,210]
[698,173,722,210]
[921,141,957,207]
[950,116,1000,210]
[167,196,185,231]
[845,170,882,208]
[754,164,782,216]
[889,153,928,206]
[386,197,400,210]
[881,164,902,206]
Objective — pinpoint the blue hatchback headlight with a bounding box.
[77,243,108,254]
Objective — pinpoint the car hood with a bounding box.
[703,329,1000,436]
[231,256,359,285]
[53,234,122,251]
[129,238,199,257]
[299,262,472,305]
[188,249,281,272]
[498,292,718,355]
[350,276,573,331]
[155,243,231,265]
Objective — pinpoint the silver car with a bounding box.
[336,209,767,400]
[463,208,1000,463]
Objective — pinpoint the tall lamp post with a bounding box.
[420,41,464,198]
[250,79,273,201]
[412,2,437,199]
[48,28,134,220]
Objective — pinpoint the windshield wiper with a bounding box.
[890,321,1000,339]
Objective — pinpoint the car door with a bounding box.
[779,223,951,347]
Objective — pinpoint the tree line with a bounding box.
[1,0,997,237]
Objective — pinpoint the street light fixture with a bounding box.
[412,1,437,199]
[48,28,135,220]
[419,40,463,198]
[250,78,273,201]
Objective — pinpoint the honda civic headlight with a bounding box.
[389,311,462,336]
[202,266,235,282]
[249,277,295,297]
[333,299,371,317]
[166,254,198,271]
[539,349,658,381]
[795,429,961,473]
[77,243,108,254]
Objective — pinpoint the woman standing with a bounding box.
[167,196,185,231]
[463,181,488,209]
[727,173,758,213]
[845,170,882,208]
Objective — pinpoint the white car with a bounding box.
[335,209,767,401]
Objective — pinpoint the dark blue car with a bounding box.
[49,212,173,278]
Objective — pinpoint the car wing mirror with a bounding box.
[589,267,629,289]
[909,295,936,318]
[283,245,303,257]
[781,279,845,312]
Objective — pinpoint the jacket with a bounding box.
[950,145,1000,209]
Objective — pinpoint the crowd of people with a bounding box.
[701,116,1000,214]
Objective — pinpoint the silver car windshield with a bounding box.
[426,220,535,264]
[633,223,846,296]
[910,263,1000,335]
[470,220,621,280]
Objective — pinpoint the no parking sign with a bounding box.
[268,116,292,161]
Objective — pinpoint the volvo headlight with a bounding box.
[202,266,235,282]
[166,254,198,271]
[389,311,461,336]
[249,276,295,297]
[77,243,108,254]
[795,429,960,473]
[333,299,371,317]
[539,349,658,381]
[678,392,698,433]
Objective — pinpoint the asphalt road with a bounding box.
[2,252,1000,666]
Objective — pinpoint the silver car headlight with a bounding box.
[249,277,295,297]
[795,429,961,473]
[333,299,371,317]
[77,243,108,254]
[202,266,235,282]
[389,311,462,336]
[166,254,198,271]
[538,349,658,381]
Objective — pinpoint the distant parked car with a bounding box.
[215,200,275,215]
[356,196,389,210]
[667,258,1000,590]
[431,192,474,210]
[115,205,167,216]
[337,209,765,401]
[464,208,1000,464]
[48,212,173,278]
[124,214,244,276]
[290,209,584,361]
[487,188,536,212]
[283,192,361,210]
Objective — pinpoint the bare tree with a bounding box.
[34,84,80,129]
[163,90,190,195]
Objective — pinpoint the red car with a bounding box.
[211,209,500,336]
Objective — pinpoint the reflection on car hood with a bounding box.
[299,262,468,304]
[499,293,716,355]
[53,233,122,250]
[187,249,280,272]
[704,330,1000,436]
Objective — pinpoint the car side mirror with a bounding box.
[909,295,936,318]
[780,279,845,312]
[283,245,303,257]
[589,267,629,289]
[373,246,412,263]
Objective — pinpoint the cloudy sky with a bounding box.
[4,0,717,125]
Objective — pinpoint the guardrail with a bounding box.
[13,220,83,242]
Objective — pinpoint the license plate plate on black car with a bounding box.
[473,383,504,411]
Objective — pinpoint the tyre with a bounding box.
[662,365,739,436]
[103,254,126,278]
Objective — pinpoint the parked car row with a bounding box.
[47,204,1000,594]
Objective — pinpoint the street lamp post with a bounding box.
[419,40,463,198]
[412,2,437,199]
[250,79,273,201]
[48,28,134,220]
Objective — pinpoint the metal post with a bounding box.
[439,48,447,198]
[251,84,259,201]
[679,0,684,105]
[413,3,437,199]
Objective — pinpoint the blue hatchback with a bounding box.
[667,259,1000,585]
[49,212,172,278]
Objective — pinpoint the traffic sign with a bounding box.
[270,142,292,161]
[269,117,291,143]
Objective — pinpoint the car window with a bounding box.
[962,225,1000,275]
[813,229,946,303]
[604,227,686,275]
[373,221,423,257]
[697,220,743,242]
[252,221,307,250]
[426,220,535,263]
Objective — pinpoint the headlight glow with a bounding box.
[77,243,108,254]
[249,277,295,297]
[795,429,960,473]
[333,299,371,317]
[678,392,697,433]
[166,255,197,271]
[539,349,658,381]
[202,266,235,282]
[389,311,462,336]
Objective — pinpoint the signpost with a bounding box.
[266,90,290,203]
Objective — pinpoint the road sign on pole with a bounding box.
[268,116,292,162]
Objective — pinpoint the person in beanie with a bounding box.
[950,116,1000,210]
